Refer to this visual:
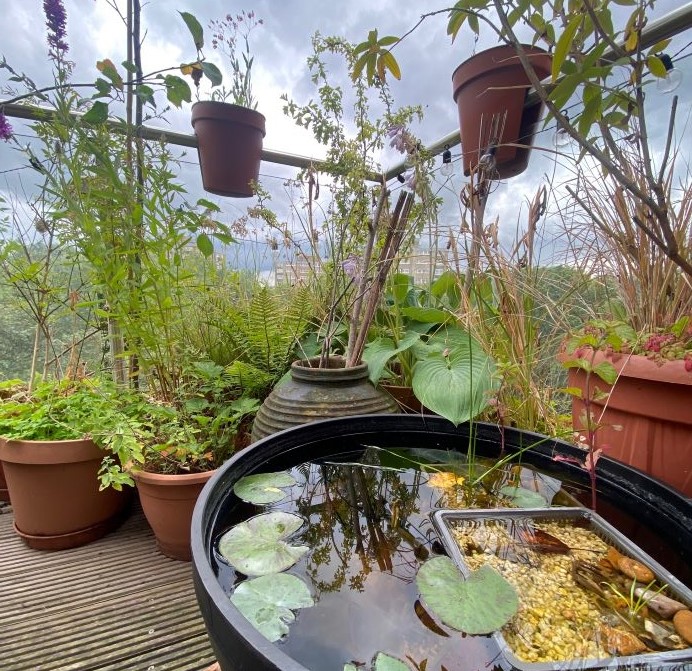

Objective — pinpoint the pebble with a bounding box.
[673,609,692,645]
[617,556,655,583]
[599,624,647,656]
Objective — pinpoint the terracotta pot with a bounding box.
[134,469,215,561]
[381,383,433,414]
[568,351,692,496]
[0,437,131,549]
[191,101,266,197]
[0,460,9,503]
[251,356,399,442]
[452,45,552,179]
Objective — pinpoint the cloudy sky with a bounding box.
[2,0,691,269]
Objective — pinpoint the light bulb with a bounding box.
[656,53,683,94]
[440,146,453,177]
[553,127,571,148]
[658,68,683,93]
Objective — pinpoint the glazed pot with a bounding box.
[568,350,692,496]
[192,415,692,671]
[191,101,265,197]
[452,45,552,179]
[0,437,131,550]
[250,356,399,442]
[134,468,215,561]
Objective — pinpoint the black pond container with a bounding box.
[191,415,692,671]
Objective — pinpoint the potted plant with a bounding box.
[0,376,135,549]
[452,44,552,178]
[109,361,260,561]
[363,272,496,424]
[188,10,266,197]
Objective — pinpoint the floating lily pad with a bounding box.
[218,511,308,576]
[499,485,548,508]
[233,471,297,504]
[374,652,411,670]
[231,573,314,642]
[343,653,411,671]
[416,556,518,634]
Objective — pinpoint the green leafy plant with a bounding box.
[197,10,264,108]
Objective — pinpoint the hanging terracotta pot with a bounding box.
[133,468,215,561]
[251,356,399,442]
[452,44,552,179]
[191,101,266,198]
[567,351,692,496]
[0,437,131,549]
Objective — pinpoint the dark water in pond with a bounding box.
[211,446,691,671]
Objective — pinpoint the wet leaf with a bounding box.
[233,471,297,504]
[374,652,411,670]
[517,527,571,554]
[499,485,548,508]
[218,512,308,576]
[414,599,449,637]
[416,556,518,634]
[231,573,313,642]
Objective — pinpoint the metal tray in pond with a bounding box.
[430,507,692,671]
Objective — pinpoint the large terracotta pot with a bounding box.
[568,351,692,496]
[0,460,9,503]
[0,437,131,549]
[250,356,399,442]
[191,101,265,197]
[452,45,552,179]
[134,469,215,561]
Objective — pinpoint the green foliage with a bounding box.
[230,573,314,642]
[233,471,297,505]
[218,511,309,576]
[416,556,519,634]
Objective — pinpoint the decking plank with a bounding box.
[0,503,217,671]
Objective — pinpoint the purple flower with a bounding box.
[342,254,360,280]
[43,0,69,54]
[0,112,13,141]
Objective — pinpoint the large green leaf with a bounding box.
[412,335,496,426]
[233,471,297,504]
[231,573,314,642]
[218,512,308,576]
[416,556,518,634]
[363,330,422,383]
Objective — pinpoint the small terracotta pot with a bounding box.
[452,45,552,178]
[568,351,692,496]
[191,101,265,198]
[134,469,215,561]
[0,437,131,549]
[251,356,399,442]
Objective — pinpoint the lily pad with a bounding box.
[218,511,308,576]
[416,556,518,634]
[233,471,297,504]
[231,573,314,642]
[499,485,548,508]
[374,652,411,670]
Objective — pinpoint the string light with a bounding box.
[657,53,683,93]
[440,144,453,177]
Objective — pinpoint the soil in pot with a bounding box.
[194,418,692,671]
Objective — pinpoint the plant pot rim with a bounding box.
[132,468,216,486]
[452,43,551,100]
[0,436,101,465]
[564,348,692,386]
[191,100,266,129]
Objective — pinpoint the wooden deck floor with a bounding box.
[0,501,217,671]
